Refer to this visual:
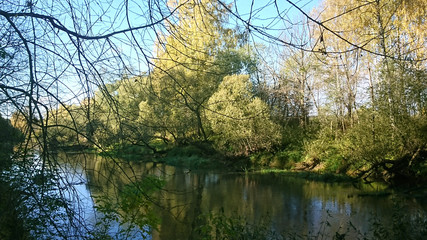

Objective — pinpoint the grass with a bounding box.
[249,149,303,170]
[100,141,228,169]
[161,143,226,169]
[98,142,358,183]
[256,169,358,183]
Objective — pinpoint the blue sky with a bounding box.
[32,0,323,106]
[234,0,320,20]
[233,0,321,26]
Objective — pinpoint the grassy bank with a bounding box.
[96,141,427,188]
[99,142,230,169]
[97,143,357,182]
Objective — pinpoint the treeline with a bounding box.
[45,0,427,184]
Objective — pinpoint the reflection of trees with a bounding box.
[57,153,172,237]
[170,173,399,237]
[55,154,426,239]
[152,169,206,240]
[61,153,210,239]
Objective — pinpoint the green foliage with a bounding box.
[47,104,94,148]
[275,149,303,169]
[139,0,253,143]
[339,108,427,181]
[40,0,426,186]
[248,149,303,170]
[0,180,30,240]
[99,143,156,161]
[214,46,259,76]
[0,114,23,169]
[207,75,281,156]
[280,123,313,149]
[342,109,397,164]
[162,143,223,169]
[303,123,346,173]
[249,152,275,167]
[301,105,427,182]
[0,116,27,238]
[0,155,79,239]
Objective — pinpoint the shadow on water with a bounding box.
[56,152,427,239]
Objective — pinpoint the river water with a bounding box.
[56,153,427,239]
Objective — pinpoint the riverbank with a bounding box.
[62,144,369,189]
[93,142,427,190]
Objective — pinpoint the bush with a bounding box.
[206,75,281,156]
[163,143,224,169]
[303,127,347,173]
[339,109,427,182]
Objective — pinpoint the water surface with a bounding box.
[58,153,427,239]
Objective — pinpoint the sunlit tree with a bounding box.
[207,75,281,155]
[137,0,258,144]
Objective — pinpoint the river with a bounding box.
[55,152,427,239]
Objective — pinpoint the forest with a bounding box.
[38,0,427,184]
[1,0,426,239]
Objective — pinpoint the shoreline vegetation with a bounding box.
[55,143,427,212]
[57,140,427,189]
[97,143,427,202]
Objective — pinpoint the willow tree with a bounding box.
[207,75,281,156]
[141,0,252,143]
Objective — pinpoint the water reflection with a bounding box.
[57,153,427,239]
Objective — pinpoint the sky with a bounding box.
[65,0,322,105]
[235,0,321,22]
[0,0,324,111]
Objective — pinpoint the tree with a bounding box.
[315,0,426,118]
[206,75,281,156]
[143,0,253,143]
[308,0,427,179]
[273,22,318,128]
